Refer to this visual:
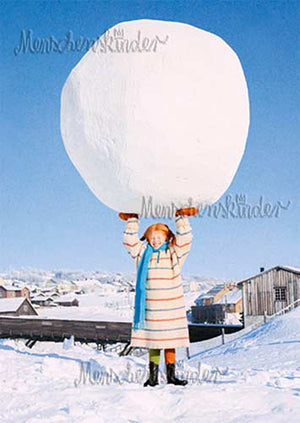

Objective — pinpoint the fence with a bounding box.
[264,298,300,322]
[187,297,300,359]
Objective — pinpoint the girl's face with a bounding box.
[149,231,167,249]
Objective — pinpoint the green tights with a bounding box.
[149,348,176,365]
[149,348,161,365]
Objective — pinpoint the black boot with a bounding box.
[143,361,159,387]
[166,363,188,386]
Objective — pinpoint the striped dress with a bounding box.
[123,215,192,349]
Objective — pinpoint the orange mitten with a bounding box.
[118,212,139,221]
[175,207,198,217]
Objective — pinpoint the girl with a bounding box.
[119,207,198,387]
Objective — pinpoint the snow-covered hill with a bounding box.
[190,304,300,372]
[0,305,299,422]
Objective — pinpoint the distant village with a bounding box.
[0,271,134,317]
[0,266,299,327]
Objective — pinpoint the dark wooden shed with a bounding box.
[54,296,79,307]
[191,304,226,324]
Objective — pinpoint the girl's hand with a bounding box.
[118,212,139,221]
[175,207,198,217]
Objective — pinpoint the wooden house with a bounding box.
[215,288,243,313]
[195,283,242,311]
[192,283,242,324]
[0,297,38,316]
[0,284,30,299]
[31,295,54,307]
[237,266,300,320]
[54,294,79,307]
[194,283,227,306]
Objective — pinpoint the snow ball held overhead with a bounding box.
[60,19,250,213]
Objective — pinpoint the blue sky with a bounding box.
[1,0,299,280]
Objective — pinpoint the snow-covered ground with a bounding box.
[0,305,299,422]
[36,291,204,322]
[38,293,134,322]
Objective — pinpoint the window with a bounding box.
[274,287,287,301]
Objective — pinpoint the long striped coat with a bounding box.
[123,215,192,349]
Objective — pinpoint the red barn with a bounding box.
[0,284,30,299]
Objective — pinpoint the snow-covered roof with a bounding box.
[237,265,300,284]
[215,289,242,304]
[280,265,300,273]
[0,284,27,292]
[195,284,225,301]
[31,295,53,302]
[0,297,26,312]
[39,291,57,297]
[54,294,78,303]
[29,284,40,290]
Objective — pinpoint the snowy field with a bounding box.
[0,306,299,422]
[36,291,203,322]
[38,293,134,322]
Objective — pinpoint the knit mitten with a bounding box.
[118,212,139,221]
[175,207,198,217]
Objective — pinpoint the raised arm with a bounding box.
[173,207,198,269]
[119,213,143,261]
[173,216,193,269]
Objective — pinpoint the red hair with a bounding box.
[140,223,176,247]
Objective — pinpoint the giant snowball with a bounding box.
[61,19,249,214]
